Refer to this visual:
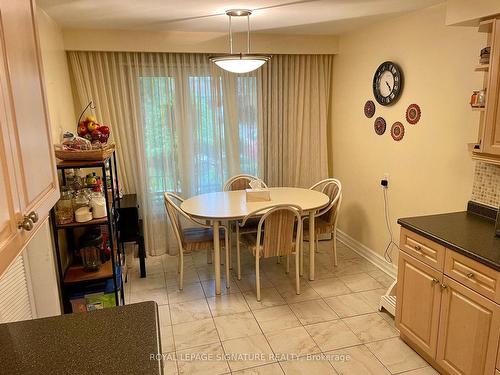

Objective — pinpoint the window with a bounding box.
[139,73,259,196]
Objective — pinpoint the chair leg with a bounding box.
[332,231,338,267]
[225,228,230,289]
[300,238,304,277]
[207,247,212,264]
[256,256,261,302]
[295,251,300,295]
[286,255,290,274]
[227,222,232,270]
[277,256,281,264]
[315,237,319,253]
[236,225,241,281]
[179,249,184,291]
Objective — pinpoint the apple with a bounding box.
[98,132,109,143]
[99,125,110,135]
[87,122,98,132]
[77,123,88,136]
[85,115,97,123]
[91,129,102,140]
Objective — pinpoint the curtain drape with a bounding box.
[68,52,259,255]
[258,55,333,187]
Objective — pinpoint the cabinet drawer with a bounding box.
[444,249,500,304]
[400,228,445,271]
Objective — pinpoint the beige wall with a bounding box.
[330,4,483,263]
[446,0,500,26]
[62,28,339,54]
[37,8,76,142]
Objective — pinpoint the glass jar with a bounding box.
[73,190,90,211]
[55,189,74,225]
[90,191,107,219]
[79,230,102,272]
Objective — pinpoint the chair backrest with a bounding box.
[164,192,186,248]
[310,178,342,225]
[223,174,268,192]
[242,204,303,258]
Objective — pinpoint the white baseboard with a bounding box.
[336,229,397,278]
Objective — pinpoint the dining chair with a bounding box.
[223,174,269,280]
[239,204,303,301]
[301,178,342,273]
[164,192,230,290]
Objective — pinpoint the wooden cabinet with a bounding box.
[436,276,500,375]
[396,251,442,358]
[397,228,500,375]
[472,18,500,162]
[0,0,59,275]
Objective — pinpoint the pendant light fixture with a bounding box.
[209,9,271,73]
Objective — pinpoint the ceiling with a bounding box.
[37,0,444,35]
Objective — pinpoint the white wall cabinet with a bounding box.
[0,0,59,276]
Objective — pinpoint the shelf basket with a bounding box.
[54,143,115,161]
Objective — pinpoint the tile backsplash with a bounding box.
[471,162,500,208]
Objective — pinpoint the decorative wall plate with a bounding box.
[364,100,376,118]
[374,117,386,135]
[406,103,421,124]
[391,122,405,141]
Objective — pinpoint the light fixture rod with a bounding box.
[228,14,233,54]
[247,14,250,54]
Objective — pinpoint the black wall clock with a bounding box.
[373,61,403,106]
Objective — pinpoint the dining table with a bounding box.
[181,187,330,295]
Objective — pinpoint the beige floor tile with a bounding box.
[163,352,178,375]
[366,337,429,374]
[289,299,339,325]
[308,278,351,298]
[280,358,337,375]
[266,326,321,357]
[275,282,321,303]
[176,342,230,375]
[129,287,169,305]
[201,278,236,298]
[130,273,166,292]
[172,318,220,350]
[222,334,275,372]
[253,305,301,334]
[368,271,395,289]
[340,273,383,292]
[243,288,287,310]
[400,366,439,375]
[207,293,250,317]
[324,293,377,318]
[358,289,387,310]
[166,268,200,285]
[232,362,285,374]
[305,320,361,351]
[169,298,212,325]
[214,311,262,341]
[158,304,172,326]
[327,345,390,375]
[236,273,274,291]
[343,313,398,343]
[167,282,206,304]
[161,326,176,353]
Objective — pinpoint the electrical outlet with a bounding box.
[381,173,389,188]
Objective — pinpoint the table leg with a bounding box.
[213,220,222,295]
[309,212,315,281]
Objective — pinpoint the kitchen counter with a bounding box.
[398,211,500,271]
[0,302,163,375]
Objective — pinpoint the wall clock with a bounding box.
[373,61,403,106]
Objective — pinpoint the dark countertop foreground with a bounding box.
[0,302,163,375]
[398,211,500,271]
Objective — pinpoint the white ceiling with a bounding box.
[37,0,444,35]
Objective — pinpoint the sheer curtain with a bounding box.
[68,52,259,255]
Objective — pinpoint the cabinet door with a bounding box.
[396,251,443,359]
[482,19,500,155]
[0,11,22,276]
[0,0,58,225]
[436,276,500,375]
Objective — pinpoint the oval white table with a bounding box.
[181,187,329,295]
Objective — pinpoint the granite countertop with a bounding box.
[0,302,163,375]
[398,211,500,271]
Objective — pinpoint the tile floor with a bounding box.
[124,240,438,375]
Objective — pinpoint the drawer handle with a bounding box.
[440,283,447,290]
[18,218,34,231]
[466,272,475,279]
[431,278,439,285]
[414,245,422,251]
[27,211,39,224]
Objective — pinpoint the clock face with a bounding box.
[373,61,403,106]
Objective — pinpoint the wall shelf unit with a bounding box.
[51,152,125,314]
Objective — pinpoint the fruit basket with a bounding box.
[54,143,115,161]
